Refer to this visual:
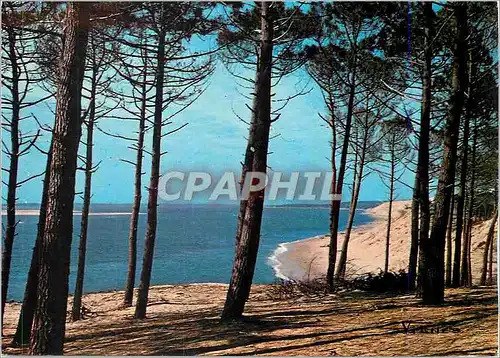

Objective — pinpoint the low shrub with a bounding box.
[351,270,410,293]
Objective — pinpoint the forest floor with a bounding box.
[2,284,497,356]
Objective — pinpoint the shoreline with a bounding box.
[269,200,497,283]
[5,200,496,302]
[268,204,386,281]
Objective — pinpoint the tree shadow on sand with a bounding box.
[49,287,498,356]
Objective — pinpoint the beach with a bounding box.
[3,284,497,355]
[271,200,497,283]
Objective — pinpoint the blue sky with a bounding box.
[3,20,418,206]
[5,61,415,205]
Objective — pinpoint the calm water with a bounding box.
[7,204,374,301]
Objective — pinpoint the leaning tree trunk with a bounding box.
[422,3,468,305]
[134,24,166,320]
[488,225,494,284]
[335,133,367,280]
[445,191,455,287]
[29,3,89,354]
[480,210,497,285]
[326,103,337,288]
[221,2,273,320]
[408,175,420,291]
[349,128,359,205]
[384,149,396,274]
[12,141,53,346]
[414,1,433,296]
[71,64,97,321]
[123,67,148,307]
[2,28,20,329]
[326,65,356,292]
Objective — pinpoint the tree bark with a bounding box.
[123,62,148,307]
[488,224,494,284]
[480,210,497,285]
[2,28,20,330]
[29,3,89,354]
[335,131,367,279]
[326,66,356,292]
[452,51,475,288]
[408,175,420,291]
[232,72,259,253]
[221,1,273,320]
[467,218,472,285]
[445,191,455,287]
[384,149,395,274]
[12,141,53,346]
[415,1,433,295]
[422,3,468,305]
[461,124,476,287]
[134,17,166,319]
[71,62,97,321]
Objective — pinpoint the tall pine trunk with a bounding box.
[480,210,497,285]
[71,63,97,321]
[123,67,148,307]
[335,132,367,279]
[29,3,89,354]
[231,71,260,270]
[414,1,433,295]
[408,175,420,290]
[467,218,472,284]
[384,150,396,274]
[461,125,476,287]
[221,2,273,320]
[12,140,53,346]
[326,66,356,292]
[134,21,166,319]
[452,52,475,288]
[488,225,494,284]
[422,3,468,305]
[2,28,20,329]
[445,192,455,287]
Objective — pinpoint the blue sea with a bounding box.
[6,203,376,301]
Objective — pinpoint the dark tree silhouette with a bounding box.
[306,2,390,290]
[377,118,411,274]
[71,29,119,321]
[445,191,455,287]
[129,3,213,319]
[421,2,469,305]
[412,2,433,293]
[12,139,53,346]
[29,2,90,354]
[221,2,274,320]
[1,2,53,330]
[220,1,311,319]
[480,209,497,285]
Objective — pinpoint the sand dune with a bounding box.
[274,200,497,283]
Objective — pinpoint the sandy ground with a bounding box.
[2,284,497,356]
[275,200,497,283]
